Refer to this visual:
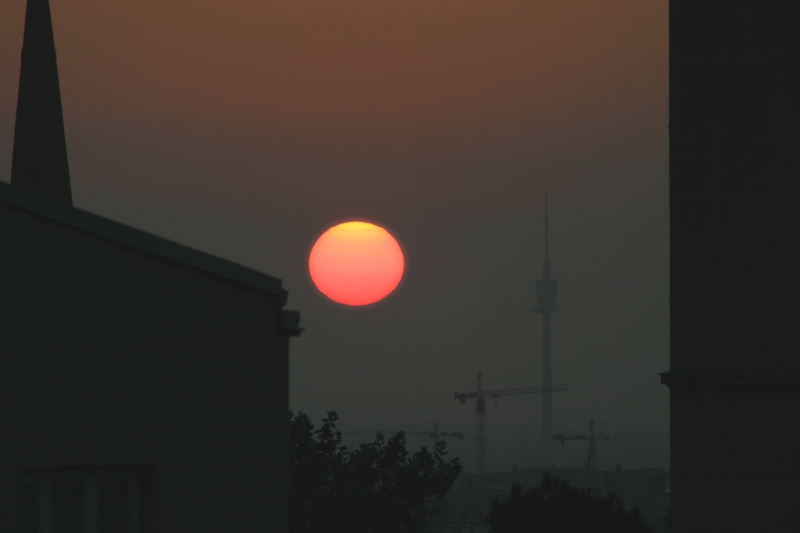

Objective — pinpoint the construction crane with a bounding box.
[454,371,569,475]
[346,422,465,441]
[552,419,670,471]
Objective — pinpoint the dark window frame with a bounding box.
[20,465,153,533]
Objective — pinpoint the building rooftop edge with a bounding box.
[0,181,288,302]
[660,371,800,385]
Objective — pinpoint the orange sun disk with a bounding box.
[309,221,405,306]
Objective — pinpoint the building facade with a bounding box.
[2,1,301,529]
[0,185,300,532]
[664,1,800,531]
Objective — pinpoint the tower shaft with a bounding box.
[541,313,553,464]
[534,196,558,466]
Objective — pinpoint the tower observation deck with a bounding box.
[534,195,558,466]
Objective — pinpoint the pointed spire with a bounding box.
[11,0,73,205]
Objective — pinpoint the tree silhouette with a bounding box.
[487,473,655,533]
[290,411,462,533]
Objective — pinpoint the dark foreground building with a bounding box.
[0,0,301,531]
[664,1,800,532]
[0,184,301,532]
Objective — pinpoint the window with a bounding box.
[21,469,138,533]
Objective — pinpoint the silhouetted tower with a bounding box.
[534,195,558,465]
[11,0,72,205]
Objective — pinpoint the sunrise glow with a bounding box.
[309,221,404,306]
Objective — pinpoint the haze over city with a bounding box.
[0,0,669,472]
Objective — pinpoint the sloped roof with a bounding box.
[0,181,287,302]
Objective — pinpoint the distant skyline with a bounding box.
[0,0,669,471]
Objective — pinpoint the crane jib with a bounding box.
[454,384,569,401]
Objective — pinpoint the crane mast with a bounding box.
[455,372,568,475]
[553,419,670,471]
[476,373,486,475]
[588,418,597,471]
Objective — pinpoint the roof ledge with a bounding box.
[280,310,303,336]
[0,181,288,299]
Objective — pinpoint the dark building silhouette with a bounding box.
[534,197,558,466]
[10,0,72,205]
[663,1,800,531]
[0,1,301,531]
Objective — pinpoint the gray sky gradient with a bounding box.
[0,0,669,471]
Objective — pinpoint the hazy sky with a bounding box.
[0,0,669,471]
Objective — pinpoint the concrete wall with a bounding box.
[670,1,800,373]
[0,203,290,532]
[670,390,800,532]
[669,1,800,531]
